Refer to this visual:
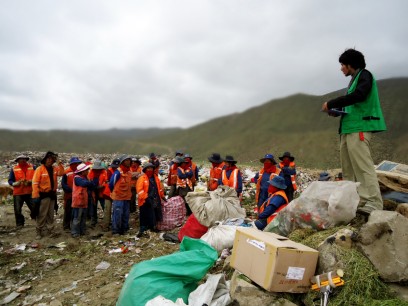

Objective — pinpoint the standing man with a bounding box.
[322,49,386,215]
[254,154,281,210]
[109,155,133,235]
[8,154,35,227]
[219,155,243,201]
[61,156,82,232]
[207,153,225,191]
[32,151,65,239]
[278,152,297,202]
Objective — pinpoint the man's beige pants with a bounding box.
[340,132,383,212]
[36,197,55,236]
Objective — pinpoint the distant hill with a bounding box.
[0,78,407,168]
[0,128,181,155]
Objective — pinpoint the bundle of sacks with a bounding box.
[178,186,254,252]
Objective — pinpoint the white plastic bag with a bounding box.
[264,181,359,236]
[200,222,238,253]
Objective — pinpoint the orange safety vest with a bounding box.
[32,164,64,198]
[88,169,107,198]
[136,174,164,207]
[255,167,281,203]
[259,190,289,224]
[72,174,89,208]
[191,162,198,185]
[111,168,132,201]
[12,164,35,196]
[168,163,178,186]
[177,167,193,189]
[130,165,142,183]
[279,162,298,191]
[62,166,76,199]
[102,167,115,199]
[222,168,239,190]
[208,162,225,191]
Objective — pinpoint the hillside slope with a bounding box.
[0,78,407,168]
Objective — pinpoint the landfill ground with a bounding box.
[0,204,183,306]
[0,151,336,305]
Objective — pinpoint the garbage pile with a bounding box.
[1,152,408,305]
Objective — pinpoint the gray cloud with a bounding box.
[1,0,407,130]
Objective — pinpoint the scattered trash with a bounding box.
[16,285,31,293]
[108,248,123,254]
[10,262,27,271]
[96,261,111,270]
[47,242,67,250]
[44,258,67,269]
[22,294,43,305]
[60,281,78,294]
[0,291,20,305]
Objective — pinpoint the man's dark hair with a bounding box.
[339,49,366,69]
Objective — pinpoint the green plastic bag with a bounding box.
[117,237,218,306]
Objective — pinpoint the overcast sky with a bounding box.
[1,1,407,130]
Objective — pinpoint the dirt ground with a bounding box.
[0,203,181,306]
[0,152,336,306]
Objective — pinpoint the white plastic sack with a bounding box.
[264,181,359,236]
[188,274,231,306]
[146,296,187,306]
[186,186,246,227]
[201,219,254,253]
[200,222,237,253]
[146,274,231,306]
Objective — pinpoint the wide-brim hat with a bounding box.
[110,158,120,168]
[279,151,295,162]
[69,157,82,165]
[260,154,277,164]
[92,159,105,170]
[208,153,223,163]
[267,176,287,190]
[74,163,90,174]
[184,153,192,160]
[119,154,132,164]
[149,152,156,159]
[224,155,237,163]
[15,155,29,162]
[142,162,155,172]
[318,172,331,181]
[175,150,183,156]
[174,156,185,164]
[41,151,58,164]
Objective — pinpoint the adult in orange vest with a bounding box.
[109,154,133,235]
[278,152,297,202]
[167,151,184,198]
[207,153,225,191]
[176,156,194,215]
[32,151,65,239]
[130,157,142,213]
[254,154,282,209]
[61,156,82,231]
[219,155,243,199]
[8,155,35,227]
[184,154,199,189]
[148,153,161,175]
[101,158,120,231]
[136,163,165,238]
[71,163,96,238]
[255,176,289,230]
[88,160,107,227]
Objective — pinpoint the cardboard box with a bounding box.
[230,227,318,293]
